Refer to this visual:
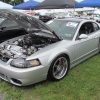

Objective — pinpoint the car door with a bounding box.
[74,22,100,62]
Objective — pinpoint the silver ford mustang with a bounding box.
[0,10,100,86]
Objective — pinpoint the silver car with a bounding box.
[0,10,100,86]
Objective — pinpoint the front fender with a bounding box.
[47,48,71,66]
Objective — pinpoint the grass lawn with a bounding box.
[0,54,100,100]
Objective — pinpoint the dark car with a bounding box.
[0,16,26,43]
[39,13,55,23]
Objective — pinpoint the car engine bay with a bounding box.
[0,33,59,62]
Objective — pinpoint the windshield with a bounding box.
[47,20,79,40]
[93,14,100,17]
[42,13,55,17]
[0,17,6,24]
[58,12,68,16]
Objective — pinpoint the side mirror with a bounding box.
[79,34,88,39]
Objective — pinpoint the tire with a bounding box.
[48,54,69,81]
[98,38,100,52]
[96,20,99,23]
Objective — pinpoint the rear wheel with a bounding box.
[48,55,69,81]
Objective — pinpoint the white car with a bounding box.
[89,14,100,22]
[55,12,74,19]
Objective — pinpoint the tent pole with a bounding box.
[30,8,32,15]
[53,9,54,14]
[65,8,67,13]
[73,6,75,17]
[73,3,76,18]
[93,7,95,20]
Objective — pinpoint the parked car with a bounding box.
[0,10,100,86]
[55,12,74,19]
[89,13,100,22]
[39,13,55,22]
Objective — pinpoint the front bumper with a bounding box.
[0,60,47,86]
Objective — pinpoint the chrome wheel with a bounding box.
[52,57,68,79]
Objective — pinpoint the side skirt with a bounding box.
[70,49,99,69]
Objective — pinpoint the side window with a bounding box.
[1,19,18,27]
[79,22,94,35]
[92,22,99,31]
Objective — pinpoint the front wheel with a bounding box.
[48,55,69,81]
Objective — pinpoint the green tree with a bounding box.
[1,0,24,6]
[1,0,10,3]
[11,0,24,6]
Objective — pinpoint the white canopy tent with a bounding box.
[0,1,13,9]
[35,7,97,15]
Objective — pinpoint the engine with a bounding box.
[0,33,58,61]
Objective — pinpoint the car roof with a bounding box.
[54,18,89,22]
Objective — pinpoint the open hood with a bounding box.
[0,10,60,40]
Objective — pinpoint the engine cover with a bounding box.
[9,45,23,56]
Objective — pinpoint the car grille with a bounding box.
[0,53,10,62]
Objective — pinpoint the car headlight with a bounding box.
[10,58,41,68]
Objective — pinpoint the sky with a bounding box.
[24,0,84,2]
[24,0,44,2]
[24,0,83,2]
